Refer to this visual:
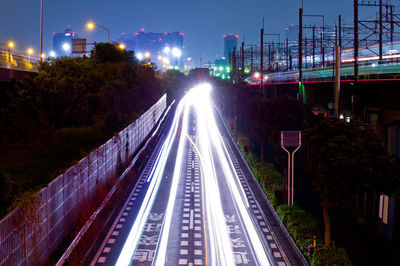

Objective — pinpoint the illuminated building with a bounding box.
[224,34,239,59]
[53,28,76,57]
[118,29,184,68]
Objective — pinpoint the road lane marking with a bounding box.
[186,134,208,266]
[190,209,194,229]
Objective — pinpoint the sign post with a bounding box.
[280,131,302,206]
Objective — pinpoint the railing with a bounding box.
[0,49,39,72]
[245,62,400,84]
[0,94,166,265]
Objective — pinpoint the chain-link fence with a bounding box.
[0,94,166,265]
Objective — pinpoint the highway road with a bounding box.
[87,84,306,266]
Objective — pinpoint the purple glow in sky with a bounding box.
[0,0,365,66]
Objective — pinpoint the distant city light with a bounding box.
[49,51,56,57]
[172,47,182,58]
[119,43,126,50]
[27,48,34,55]
[8,42,14,49]
[144,51,151,58]
[163,47,170,54]
[253,72,261,79]
[62,43,70,51]
[219,66,223,71]
[136,53,144,60]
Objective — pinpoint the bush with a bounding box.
[311,247,352,266]
[277,205,319,252]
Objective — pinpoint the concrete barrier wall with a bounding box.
[0,94,166,265]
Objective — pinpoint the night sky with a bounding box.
[1,0,362,66]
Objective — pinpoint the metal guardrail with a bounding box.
[0,94,166,265]
[0,49,39,72]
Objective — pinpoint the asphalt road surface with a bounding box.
[88,84,307,266]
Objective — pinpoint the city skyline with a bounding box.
[0,0,367,66]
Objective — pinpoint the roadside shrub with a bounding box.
[277,205,319,252]
[311,246,352,266]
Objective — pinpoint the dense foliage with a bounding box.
[0,43,164,217]
[216,81,399,264]
[304,118,399,246]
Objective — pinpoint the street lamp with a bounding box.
[27,48,34,61]
[87,22,110,43]
[118,43,125,50]
[171,47,181,67]
[7,41,14,68]
[136,52,144,60]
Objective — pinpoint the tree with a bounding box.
[304,119,398,246]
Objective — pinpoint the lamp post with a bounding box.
[87,22,110,43]
[40,0,43,62]
[27,48,34,62]
[7,42,14,68]
[171,47,181,68]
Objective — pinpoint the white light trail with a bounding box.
[154,95,190,265]
[191,84,236,265]
[115,98,185,266]
[191,83,271,265]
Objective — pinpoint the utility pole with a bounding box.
[261,27,264,96]
[379,0,383,61]
[233,47,237,84]
[286,39,289,71]
[354,0,359,81]
[312,26,315,68]
[321,32,325,67]
[299,8,303,82]
[241,41,245,76]
[338,15,342,49]
[250,45,254,71]
[335,46,341,117]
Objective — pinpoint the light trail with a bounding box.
[154,96,190,265]
[192,84,271,265]
[115,99,185,266]
[117,83,271,265]
[191,85,236,266]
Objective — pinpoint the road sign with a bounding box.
[72,38,87,54]
[280,131,302,206]
[281,131,301,147]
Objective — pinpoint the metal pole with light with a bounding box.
[40,0,43,62]
[27,48,34,62]
[87,22,110,43]
[172,47,181,68]
[7,42,14,68]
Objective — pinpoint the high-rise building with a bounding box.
[224,34,239,59]
[53,29,76,57]
[118,29,184,69]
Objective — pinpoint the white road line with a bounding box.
[190,209,194,229]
